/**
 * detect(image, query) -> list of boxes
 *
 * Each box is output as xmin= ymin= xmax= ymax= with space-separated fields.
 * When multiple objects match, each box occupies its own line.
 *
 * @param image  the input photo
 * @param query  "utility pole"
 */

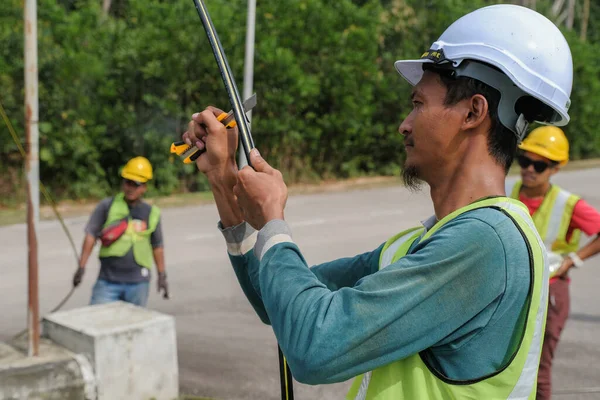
xmin=239 ymin=0 xmax=256 ymax=169
xmin=24 ymin=0 xmax=40 ymax=357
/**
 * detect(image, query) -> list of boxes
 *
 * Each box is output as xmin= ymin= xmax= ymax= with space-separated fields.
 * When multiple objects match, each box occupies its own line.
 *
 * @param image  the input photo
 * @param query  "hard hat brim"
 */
xmin=518 ymin=142 xmax=569 ymax=166
xmin=121 ymin=171 xmax=149 ymax=183
xmin=394 ymin=59 xmax=434 ymax=86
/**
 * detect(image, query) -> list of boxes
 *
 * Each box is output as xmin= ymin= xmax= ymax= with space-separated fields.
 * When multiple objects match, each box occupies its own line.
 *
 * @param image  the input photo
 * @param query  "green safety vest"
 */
xmin=507 ymin=181 xmax=581 ymax=255
xmin=98 ymin=193 xmax=161 ymax=269
xmin=346 ymin=197 xmax=548 ymax=400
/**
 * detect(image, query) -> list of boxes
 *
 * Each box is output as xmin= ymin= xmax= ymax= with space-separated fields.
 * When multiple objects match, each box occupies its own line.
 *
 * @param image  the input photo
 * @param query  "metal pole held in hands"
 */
xmin=192 ymin=0 xmax=255 ymax=167
xmin=190 ymin=1 xmax=294 ymax=398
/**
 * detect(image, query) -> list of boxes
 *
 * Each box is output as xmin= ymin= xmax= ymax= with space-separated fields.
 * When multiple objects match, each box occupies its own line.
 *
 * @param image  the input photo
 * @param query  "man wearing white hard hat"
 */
xmin=183 ymin=5 xmax=572 ymax=399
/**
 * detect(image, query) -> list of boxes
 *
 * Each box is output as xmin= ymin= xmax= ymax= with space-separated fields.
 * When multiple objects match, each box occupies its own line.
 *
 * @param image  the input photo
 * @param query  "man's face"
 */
xmin=122 ymin=179 xmax=147 ymax=202
xmin=398 ymin=71 xmax=467 ymax=189
xmin=518 ymin=151 xmax=559 ymax=189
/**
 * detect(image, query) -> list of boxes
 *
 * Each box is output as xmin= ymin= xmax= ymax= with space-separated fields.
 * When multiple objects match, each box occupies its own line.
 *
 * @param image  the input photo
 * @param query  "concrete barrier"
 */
xmin=43 ymin=301 xmax=179 ymax=400
xmin=0 ymin=339 xmax=94 ymax=400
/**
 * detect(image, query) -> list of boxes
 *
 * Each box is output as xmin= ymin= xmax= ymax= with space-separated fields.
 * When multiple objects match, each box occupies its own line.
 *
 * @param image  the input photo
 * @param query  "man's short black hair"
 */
xmin=436 ymin=71 xmax=517 ymax=174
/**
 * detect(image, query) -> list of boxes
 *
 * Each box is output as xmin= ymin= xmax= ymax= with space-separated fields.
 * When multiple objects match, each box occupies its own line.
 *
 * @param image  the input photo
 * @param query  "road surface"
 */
xmin=1 ymin=168 xmax=599 ymax=399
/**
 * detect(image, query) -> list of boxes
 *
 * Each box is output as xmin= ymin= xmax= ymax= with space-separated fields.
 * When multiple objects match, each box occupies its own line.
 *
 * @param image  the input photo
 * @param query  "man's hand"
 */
xmin=554 ymin=257 xmax=573 ymax=278
xmin=234 ymin=149 xmax=288 ymax=230
xmin=73 ymin=267 xmax=85 ymax=287
xmin=157 ymin=272 xmax=169 ymax=299
xmin=182 ymin=107 xmax=239 ymax=188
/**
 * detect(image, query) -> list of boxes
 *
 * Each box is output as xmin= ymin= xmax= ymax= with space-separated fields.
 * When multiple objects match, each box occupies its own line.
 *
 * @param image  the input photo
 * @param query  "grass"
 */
xmin=2 ymin=157 xmax=599 ymax=228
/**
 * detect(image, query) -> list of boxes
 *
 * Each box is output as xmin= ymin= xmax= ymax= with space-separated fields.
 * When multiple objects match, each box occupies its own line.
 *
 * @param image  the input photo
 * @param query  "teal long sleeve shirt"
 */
xmin=220 ymin=207 xmax=531 ymax=385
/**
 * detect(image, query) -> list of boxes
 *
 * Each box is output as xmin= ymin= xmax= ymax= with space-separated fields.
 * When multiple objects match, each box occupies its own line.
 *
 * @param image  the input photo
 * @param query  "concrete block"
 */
xmin=43 ymin=301 xmax=178 ymax=400
xmin=0 ymin=339 xmax=93 ymax=400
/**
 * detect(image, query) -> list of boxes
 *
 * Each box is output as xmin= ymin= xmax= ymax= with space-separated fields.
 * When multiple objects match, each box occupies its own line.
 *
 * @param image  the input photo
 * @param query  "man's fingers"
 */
xmin=186 ymin=120 xmax=208 ymax=146
xmin=248 ymin=149 xmax=275 ymax=174
xmin=182 ymin=131 xmax=192 ymax=146
xmin=206 ymin=106 xmax=226 ymax=117
xmin=191 ymin=106 xmax=225 ymax=120
xmin=236 ymin=165 xmax=256 ymax=186
xmin=195 ymin=140 xmax=206 ymax=151
xmin=193 ymin=108 xmax=228 ymax=134
xmin=186 ymin=106 xmax=226 ymax=149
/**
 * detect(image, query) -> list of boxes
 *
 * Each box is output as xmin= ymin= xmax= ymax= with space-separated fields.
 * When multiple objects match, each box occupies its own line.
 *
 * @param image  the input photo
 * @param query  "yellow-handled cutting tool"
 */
xmin=170 ymin=93 xmax=257 ymax=164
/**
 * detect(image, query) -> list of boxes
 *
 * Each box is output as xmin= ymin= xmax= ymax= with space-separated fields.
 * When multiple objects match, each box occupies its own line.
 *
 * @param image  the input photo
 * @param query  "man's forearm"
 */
xmin=576 ymin=235 xmax=600 ymax=263
xmin=153 ymin=247 xmax=166 ymax=273
xmin=79 ymin=234 xmax=96 ymax=268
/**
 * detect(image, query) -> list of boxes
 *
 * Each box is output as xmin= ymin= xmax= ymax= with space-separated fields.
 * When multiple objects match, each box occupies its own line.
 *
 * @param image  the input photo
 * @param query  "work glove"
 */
xmin=157 ymin=272 xmax=169 ymax=299
xmin=72 ymin=267 xmax=85 ymax=287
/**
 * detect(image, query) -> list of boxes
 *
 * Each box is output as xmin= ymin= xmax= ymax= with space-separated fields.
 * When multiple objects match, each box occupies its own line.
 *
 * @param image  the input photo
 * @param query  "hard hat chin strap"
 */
xmin=515 ymin=114 xmax=529 ymax=144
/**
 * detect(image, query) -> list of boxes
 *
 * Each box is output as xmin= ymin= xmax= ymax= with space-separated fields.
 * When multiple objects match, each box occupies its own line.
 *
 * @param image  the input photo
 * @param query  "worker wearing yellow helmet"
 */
xmin=72 ymin=156 xmax=170 ymax=307
xmin=506 ymin=126 xmax=600 ymax=399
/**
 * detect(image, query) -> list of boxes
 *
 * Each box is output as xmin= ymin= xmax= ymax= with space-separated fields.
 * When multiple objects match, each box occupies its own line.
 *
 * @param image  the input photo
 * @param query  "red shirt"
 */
xmin=519 ymin=194 xmax=600 ymax=241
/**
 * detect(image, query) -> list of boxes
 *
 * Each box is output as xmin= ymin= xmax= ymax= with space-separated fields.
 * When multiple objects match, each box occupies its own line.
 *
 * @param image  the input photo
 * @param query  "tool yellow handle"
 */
xmin=217 ymin=112 xmax=237 ymax=128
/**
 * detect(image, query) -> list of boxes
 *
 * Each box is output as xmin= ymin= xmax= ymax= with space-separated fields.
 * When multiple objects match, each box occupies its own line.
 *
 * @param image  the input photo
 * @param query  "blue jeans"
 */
xmin=90 ymin=279 xmax=150 ymax=307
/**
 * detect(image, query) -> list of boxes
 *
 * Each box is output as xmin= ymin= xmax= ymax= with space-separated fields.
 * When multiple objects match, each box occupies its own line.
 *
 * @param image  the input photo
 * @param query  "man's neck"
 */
xmin=125 ymin=197 xmax=142 ymax=207
xmin=519 ymin=181 xmax=551 ymax=199
xmin=426 ymin=152 xmax=506 ymax=220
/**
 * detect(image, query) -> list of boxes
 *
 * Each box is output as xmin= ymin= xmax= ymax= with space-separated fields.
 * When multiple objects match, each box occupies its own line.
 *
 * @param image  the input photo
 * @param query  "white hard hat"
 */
xmin=395 ymin=4 xmax=573 ymax=141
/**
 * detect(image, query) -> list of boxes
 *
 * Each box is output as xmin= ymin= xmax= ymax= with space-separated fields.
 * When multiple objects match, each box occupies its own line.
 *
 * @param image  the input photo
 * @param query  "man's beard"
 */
xmin=402 ymin=164 xmax=423 ymax=192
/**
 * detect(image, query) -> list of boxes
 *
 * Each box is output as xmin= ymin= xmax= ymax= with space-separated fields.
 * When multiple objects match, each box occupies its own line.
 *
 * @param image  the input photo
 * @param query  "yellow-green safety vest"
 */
xmin=346 ymin=197 xmax=548 ymax=400
xmin=98 ymin=193 xmax=160 ymax=269
xmin=506 ymin=181 xmax=581 ymax=255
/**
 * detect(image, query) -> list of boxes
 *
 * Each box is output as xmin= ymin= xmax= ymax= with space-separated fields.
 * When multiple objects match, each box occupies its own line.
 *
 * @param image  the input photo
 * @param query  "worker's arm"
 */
xmin=556 ymin=235 xmax=600 ymax=275
xmin=73 ymin=199 xmax=110 ymax=286
xmin=73 ymin=234 xmax=96 ymax=287
xmin=78 ymin=233 xmax=97 ymax=268
xmin=150 ymin=218 xmax=169 ymax=298
xmin=150 ymin=219 xmax=166 ymax=274
xmin=221 ymin=220 xmax=383 ymax=324
xmin=153 ymin=247 xmax=166 ymax=273
xmin=251 ymin=216 xmax=513 ymax=385
xmin=574 ymin=235 xmax=600 ymax=262
xmin=153 ymin=246 xmax=169 ymax=298
xmin=555 ymin=199 xmax=600 ymax=276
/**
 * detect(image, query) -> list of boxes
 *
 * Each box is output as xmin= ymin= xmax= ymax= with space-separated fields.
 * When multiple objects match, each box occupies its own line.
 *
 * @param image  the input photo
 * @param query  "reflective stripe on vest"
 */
xmin=497 ymin=200 xmax=548 ymax=399
xmin=506 ymin=180 xmax=581 ymax=255
xmin=348 ymin=197 xmax=548 ymax=400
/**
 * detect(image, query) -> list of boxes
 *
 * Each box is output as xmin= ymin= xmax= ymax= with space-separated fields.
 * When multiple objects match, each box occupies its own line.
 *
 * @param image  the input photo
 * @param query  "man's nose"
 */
xmin=399 ymin=114 xmax=412 ymax=136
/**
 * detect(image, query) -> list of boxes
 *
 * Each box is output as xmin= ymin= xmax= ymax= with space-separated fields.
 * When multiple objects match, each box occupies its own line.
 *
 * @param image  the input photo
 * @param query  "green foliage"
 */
xmin=0 ymin=0 xmax=599 ymax=203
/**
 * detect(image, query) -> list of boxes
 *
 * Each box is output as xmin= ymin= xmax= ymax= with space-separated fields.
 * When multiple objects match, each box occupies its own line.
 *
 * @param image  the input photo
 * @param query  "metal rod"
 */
xmin=239 ymin=0 xmax=256 ymax=169
xmin=24 ymin=0 xmax=40 ymax=357
xmin=191 ymin=1 xmax=293 ymax=397
xmin=192 ymin=0 xmax=255 ymax=167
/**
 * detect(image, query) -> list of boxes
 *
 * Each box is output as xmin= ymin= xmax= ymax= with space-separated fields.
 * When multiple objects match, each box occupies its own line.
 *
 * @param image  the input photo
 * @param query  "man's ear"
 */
xmin=462 ymin=94 xmax=489 ymax=131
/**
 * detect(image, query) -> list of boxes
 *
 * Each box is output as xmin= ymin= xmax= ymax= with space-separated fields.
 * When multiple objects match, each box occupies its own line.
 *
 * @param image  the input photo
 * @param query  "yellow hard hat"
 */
xmin=518 ymin=126 xmax=569 ymax=166
xmin=121 ymin=156 xmax=153 ymax=183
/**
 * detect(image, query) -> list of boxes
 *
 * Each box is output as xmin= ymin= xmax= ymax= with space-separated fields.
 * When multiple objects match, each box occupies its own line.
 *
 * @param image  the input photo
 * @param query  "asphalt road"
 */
xmin=1 ymin=168 xmax=599 ymax=399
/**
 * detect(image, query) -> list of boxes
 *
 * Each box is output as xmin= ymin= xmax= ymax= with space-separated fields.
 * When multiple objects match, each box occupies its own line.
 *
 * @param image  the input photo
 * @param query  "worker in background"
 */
xmin=184 ymin=5 xmax=571 ymax=399
xmin=72 ymin=156 xmax=169 ymax=306
xmin=506 ymin=126 xmax=600 ymax=400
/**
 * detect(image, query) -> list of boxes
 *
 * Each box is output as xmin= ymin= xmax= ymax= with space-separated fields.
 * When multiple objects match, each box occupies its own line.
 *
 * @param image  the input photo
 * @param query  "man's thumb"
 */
xmin=249 ymin=148 xmax=271 ymax=172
